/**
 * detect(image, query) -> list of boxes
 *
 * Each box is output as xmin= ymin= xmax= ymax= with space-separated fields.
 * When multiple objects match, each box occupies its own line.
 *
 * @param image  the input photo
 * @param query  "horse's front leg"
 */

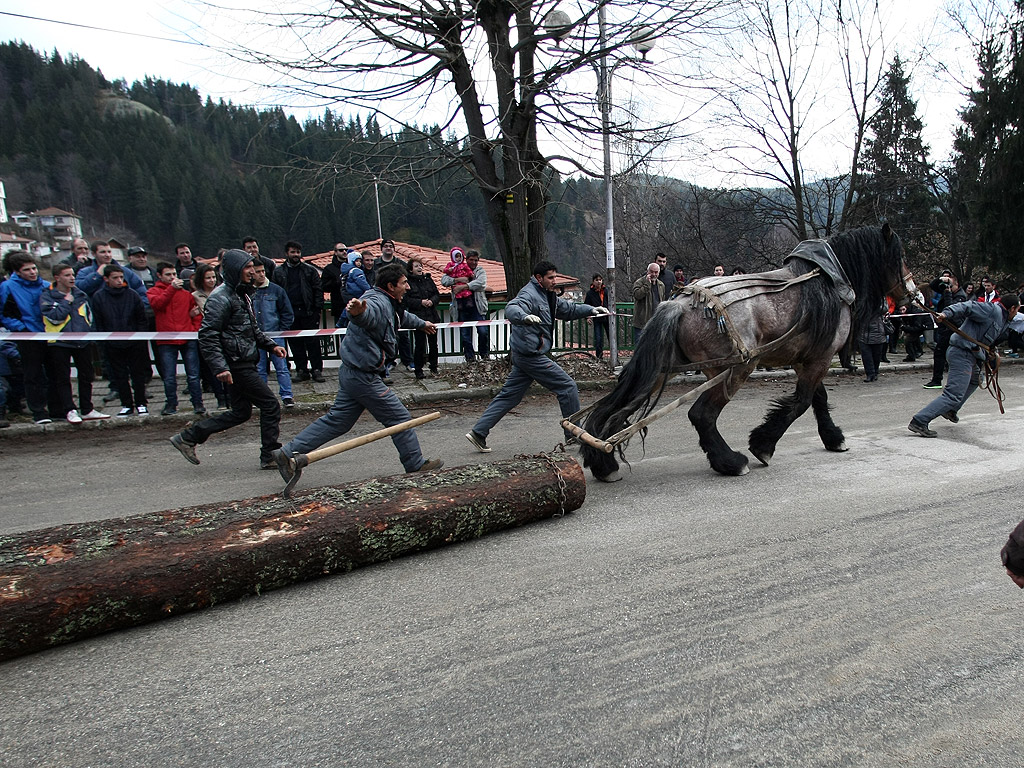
xmin=748 ymin=373 xmax=819 ymax=466
xmin=811 ymin=381 xmax=847 ymax=452
xmin=688 ymin=369 xmax=750 ymax=476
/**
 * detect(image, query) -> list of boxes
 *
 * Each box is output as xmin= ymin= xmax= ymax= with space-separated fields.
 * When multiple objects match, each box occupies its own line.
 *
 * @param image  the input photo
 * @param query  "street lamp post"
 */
xmin=598 ymin=5 xmax=619 ymax=368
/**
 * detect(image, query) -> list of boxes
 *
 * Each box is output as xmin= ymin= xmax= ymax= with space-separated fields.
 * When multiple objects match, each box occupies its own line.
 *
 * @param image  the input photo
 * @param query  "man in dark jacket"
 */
xmin=466 ymin=260 xmax=609 ymax=452
xmin=923 ymin=270 xmax=968 ymax=388
xmin=169 ymin=250 xmax=287 ymax=469
xmin=584 ymin=273 xmax=610 ymax=360
xmin=320 ymin=243 xmax=349 ymax=328
xmin=909 ymin=294 xmax=1020 ymax=437
xmin=272 ymin=240 xmax=325 ymax=382
xmin=273 ymin=263 xmax=442 ymax=483
xmin=90 ymin=263 xmax=150 ymax=416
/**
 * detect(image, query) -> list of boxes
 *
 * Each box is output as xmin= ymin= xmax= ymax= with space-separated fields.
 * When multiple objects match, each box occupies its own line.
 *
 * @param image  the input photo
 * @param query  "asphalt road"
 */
xmin=1 ymin=368 xmax=1022 ymax=767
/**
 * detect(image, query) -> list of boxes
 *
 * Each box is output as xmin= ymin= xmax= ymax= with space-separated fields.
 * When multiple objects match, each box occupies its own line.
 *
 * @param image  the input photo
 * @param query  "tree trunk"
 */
xmin=0 ymin=455 xmax=585 ymax=662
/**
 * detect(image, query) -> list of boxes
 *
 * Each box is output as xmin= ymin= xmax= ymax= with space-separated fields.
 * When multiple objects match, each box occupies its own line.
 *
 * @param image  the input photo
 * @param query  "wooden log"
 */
xmin=0 ymin=455 xmax=585 ymax=662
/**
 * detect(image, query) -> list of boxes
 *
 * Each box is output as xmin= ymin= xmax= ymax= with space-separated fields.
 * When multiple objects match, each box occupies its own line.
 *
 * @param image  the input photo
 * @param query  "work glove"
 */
xmin=522 ymin=314 xmax=542 ymax=325
xmin=591 ymin=306 xmax=611 ymax=316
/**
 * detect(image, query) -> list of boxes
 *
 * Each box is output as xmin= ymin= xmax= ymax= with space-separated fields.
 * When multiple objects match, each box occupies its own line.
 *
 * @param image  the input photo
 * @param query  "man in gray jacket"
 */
xmin=274 ymin=263 xmax=443 ymax=479
xmin=909 ymin=293 xmax=1019 ymax=437
xmin=466 ymin=260 xmax=610 ymax=452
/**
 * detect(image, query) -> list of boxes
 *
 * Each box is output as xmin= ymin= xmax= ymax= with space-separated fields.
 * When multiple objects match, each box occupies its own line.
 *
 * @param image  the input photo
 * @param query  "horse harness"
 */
xmin=677 ymin=268 xmax=823 ymax=369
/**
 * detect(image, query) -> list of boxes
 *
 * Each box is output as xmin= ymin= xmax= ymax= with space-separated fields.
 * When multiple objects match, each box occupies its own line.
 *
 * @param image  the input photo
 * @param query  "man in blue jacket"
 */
xmin=0 ymin=250 xmax=51 ymax=424
xmin=909 ymin=293 xmax=1020 ymax=437
xmin=273 ymin=263 xmax=442 ymax=482
xmin=466 ymin=260 xmax=610 ymax=452
xmin=252 ymin=261 xmax=295 ymax=407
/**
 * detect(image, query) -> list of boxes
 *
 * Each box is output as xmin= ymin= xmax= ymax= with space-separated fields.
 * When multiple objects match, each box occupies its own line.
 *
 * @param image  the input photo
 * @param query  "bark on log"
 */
xmin=0 ymin=455 xmax=584 ymax=662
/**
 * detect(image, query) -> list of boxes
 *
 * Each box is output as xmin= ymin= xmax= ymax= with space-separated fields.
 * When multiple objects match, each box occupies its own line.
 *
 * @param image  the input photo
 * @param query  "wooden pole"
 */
xmin=0 ymin=455 xmax=585 ymax=662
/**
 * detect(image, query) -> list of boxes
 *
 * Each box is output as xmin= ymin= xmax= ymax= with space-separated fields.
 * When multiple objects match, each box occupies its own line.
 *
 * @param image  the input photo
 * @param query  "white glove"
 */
xmin=591 ymin=306 xmax=611 ymax=316
xmin=522 ymin=314 xmax=542 ymax=325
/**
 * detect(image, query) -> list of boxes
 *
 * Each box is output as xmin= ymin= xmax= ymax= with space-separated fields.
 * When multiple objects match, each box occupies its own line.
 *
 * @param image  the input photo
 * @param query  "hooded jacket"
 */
xmin=41 ymin=284 xmax=93 ymax=348
xmin=1 ymin=272 xmax=50 ymax=332
xmin=199 ymin=250 xmax=278 ymax=373
xmin=148 ymin=279 xmax=201 ymax=345
xmin=342 ymin=287 xmax=426 ymax=373
xmin=338 ymin=253 xmax=372 ymax=320
xmin=505 ymin=277 xmax=596 ymax=357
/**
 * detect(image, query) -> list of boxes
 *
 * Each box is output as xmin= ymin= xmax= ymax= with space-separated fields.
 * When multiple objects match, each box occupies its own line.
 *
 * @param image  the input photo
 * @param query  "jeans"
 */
xmin=156 ymin=341 xmax=203 ymax=410
xmin=257 ymin=337 xmax=293 ymax=398
xmin=46 ymin=344 xmax=95 ymax=415
xmin=282 ymin=366 xmax=425 ymax=472
xmin=473 ymin=352 xmax=580 ymax=438
xmin=913 ymin=346 xmax=980 ymax=426
xmin=182 ymin=363 xmax=281 ymax=463
xmin=457 ymin=304 xmax=490 ymax=361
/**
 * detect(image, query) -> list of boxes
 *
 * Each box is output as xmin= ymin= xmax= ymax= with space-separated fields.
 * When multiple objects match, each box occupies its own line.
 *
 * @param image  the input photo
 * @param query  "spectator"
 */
xmin=584 ymin=273 xmax=610 ymax=360
xmin=858 ymin=301 xmax=887 ymax=383
xmin=466 ymin=260 xmax=610 ymax=453
xmin=272 ymin=240 xmax=325 ymax=383
xmin=655 ymin=252 xmax=675 ymax=295
xmin=898 ymin=303 xmax=929 ymax=362
xmin=90 ymin=264 xmax=150 ymax=416
xmin=378 ymin=238 xmax=413 ymax=370
xmin=191 ymin=264 xmax=227 ymax=410
xmin=671 ymin=264 xmax=687 ymax=296
xmin=252 ymin=261 xmax=295 ymax=408
xmin=61 ymin=238 xmax=92 ymax=273
xmin=337 ymin=251 xmax=371 ymax=327
xmin=76 ymin=240 xmax=150 ymax=305
xmin=361 ymin=250 xmax=378 ymax=289
xmin=0 ymin=341 xmax=18 ymax=428
xmin=273 ymin=263 xmax=442 ymax=478
xmin=0 ymin=250 xmax=52 ymax=424
xmin=923 ymin=270 xmax=967 ymax=389
xmin=977 ymin=275 xmax=999 ymax=303
xmin=169 ymin=249 xmax=287 ymax=470
xmin=148 ymin=262 xmax=205 ymax=416
xmin=403 ymin=255 xmax=441 ymax=379
xmin=173 ymin=243 xmax=197 ymax=286
xmin=320 ymin=242 xmax=350 ymax=328
xmin=731 ymin=266 xmax=747 ymax=276
xmin=631 ymin=263 xmax=665 ymax=345
xmin=125 ymin=246 xmax=158 ymax=289
xmin=712 ymin=264 xmax=726 ymax=277
xmin=242 ymin=236 xmax=276 ymax=279
xmin=442 ymin=248 xmax=490 ymax=362
xmin=40 ymin=263 xmax=109 ymax=423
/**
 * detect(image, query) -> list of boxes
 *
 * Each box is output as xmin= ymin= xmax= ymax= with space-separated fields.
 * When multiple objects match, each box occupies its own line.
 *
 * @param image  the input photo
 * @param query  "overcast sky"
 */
xmin=0 ymin=0 xmax=989 ymax=186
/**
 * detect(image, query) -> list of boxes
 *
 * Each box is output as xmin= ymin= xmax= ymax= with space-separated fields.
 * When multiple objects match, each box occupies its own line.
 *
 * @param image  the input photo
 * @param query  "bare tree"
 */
xmin=206 ymin=0 xmax=736 ymax=291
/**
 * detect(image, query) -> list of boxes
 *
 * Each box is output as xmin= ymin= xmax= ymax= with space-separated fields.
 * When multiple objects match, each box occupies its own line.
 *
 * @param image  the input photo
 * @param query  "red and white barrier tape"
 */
xmin=0 ymin=318 xmax=511 ymax=342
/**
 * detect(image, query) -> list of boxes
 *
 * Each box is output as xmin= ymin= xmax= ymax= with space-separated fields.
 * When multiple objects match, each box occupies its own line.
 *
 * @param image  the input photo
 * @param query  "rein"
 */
xmin=912 ymin=300 xmax=1006 ymax=414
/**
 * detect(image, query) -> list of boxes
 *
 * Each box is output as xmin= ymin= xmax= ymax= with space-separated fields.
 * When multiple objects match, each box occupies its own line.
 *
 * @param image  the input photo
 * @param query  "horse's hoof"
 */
xmin=596 ymin=470 xmax=623 ymax=483
xmin=827 ymin=441 xmax=848 ymax=453
xmin=751 ymin=450 xmax=772 ymax=466
xmin=736 ymin=464 xmax=750 ymax=476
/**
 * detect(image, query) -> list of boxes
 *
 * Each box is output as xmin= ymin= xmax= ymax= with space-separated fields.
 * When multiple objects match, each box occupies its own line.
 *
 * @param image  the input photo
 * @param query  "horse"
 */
xmin=579 ymin=224 xmax=915 ymax=482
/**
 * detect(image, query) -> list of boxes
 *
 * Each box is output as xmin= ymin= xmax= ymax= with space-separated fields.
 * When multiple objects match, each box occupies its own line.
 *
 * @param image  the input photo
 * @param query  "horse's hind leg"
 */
xmin=689 ymin=387 xmax=749 ymax=476
xmin=748 ymin=376 xmax=818 ymax=466
xmin=811 ymin=381 xmax=847 ymax=452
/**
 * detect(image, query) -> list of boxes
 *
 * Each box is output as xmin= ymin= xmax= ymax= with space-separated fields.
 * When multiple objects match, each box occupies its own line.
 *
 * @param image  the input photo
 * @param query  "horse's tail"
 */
xmin=580 ymin=301 xmax=686 ymax=480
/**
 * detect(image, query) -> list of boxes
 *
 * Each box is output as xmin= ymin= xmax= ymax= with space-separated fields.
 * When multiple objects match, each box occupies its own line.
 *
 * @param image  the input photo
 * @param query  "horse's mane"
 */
xmin=826 ymin=225 xmax=904 ymax=323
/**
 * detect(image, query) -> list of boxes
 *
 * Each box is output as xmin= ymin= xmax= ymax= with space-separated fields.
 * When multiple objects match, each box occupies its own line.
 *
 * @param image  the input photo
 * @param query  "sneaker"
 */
xmin=923 ymin=382 xmax=943 ymax=389
xmin=260 ymin=460 xmax=277 ymax=470
xmin=193 ymin=406 xmax=207 ymax=416
xmin=311 ymin=370 xmax=326 ymax=383
xmin=271 ymin=449 xmax=295 ymax=483
xmin=416 ymin=458 xmax=444 ymax=472
xmin=405 ymin=364 xmax=416 ymax=373
xmin=34 ymin=416 xmax=53 ymax=425
xmin=282 ymin=397 xmax=295 ymax=408
xmin=116 ymin=407 xmax=133 ymax=417
xmin=941 ymin=410 xmax=960 ymax=423
xmin=66 ymin=409 xmax=83 ymax=424
xmin=136 ymin=405 xmax=149 ymax=415
xmin=216 ymin=398 xmax=230 ymax=411
xmin=169 ymin=433 xmax=200 ymax=465
xmin=160 ymin=406 xmax=178 ymax=416
xmin=466 ymin=430 xmax=491 ymax=453
xmin=81 ymin=410 xmax=110 ymax=421
xmin=908 ymin=420 xmax=937 ymax=438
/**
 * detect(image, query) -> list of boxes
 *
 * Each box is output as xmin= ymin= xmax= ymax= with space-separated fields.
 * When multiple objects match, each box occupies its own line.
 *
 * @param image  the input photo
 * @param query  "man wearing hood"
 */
xmin=273 ymin=262 xmax=443 ymax=481
xmin=169 ymin=250 xmax=288 ymax=469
